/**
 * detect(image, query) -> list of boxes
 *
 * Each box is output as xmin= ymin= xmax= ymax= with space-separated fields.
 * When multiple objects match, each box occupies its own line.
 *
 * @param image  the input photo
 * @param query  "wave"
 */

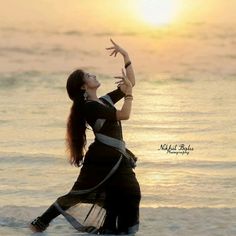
xmin=140 ymin=159 xmax=236 ymax=170
xmin=1 ymin=151 xmax=235 ymax=170
xmin=0 ymin=70 xmax=116 ymax=90
xmin=1 ymin=205 xmax=235 ymax=220
xmin=0 ymin=205 xmax=235 ymax=236
xmin=0 ymin=152 xmax=65 ymax=166
xmin=1 ymin=22 xmax=236 ymax=41
xmin=0 ymin=71 xmax=67 ymax=90
xmin=0 ymin=27 xmax=138 ymax=37
xmin=0 ymin=45 xmax=95 ymax=57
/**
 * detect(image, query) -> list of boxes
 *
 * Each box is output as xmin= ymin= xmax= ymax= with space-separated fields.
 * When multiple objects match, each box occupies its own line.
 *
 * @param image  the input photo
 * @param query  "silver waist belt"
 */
xmin=95 ymin=133 xmax=125 ymax=150
xmin=95 ymin=133 xmax=130 ymax=160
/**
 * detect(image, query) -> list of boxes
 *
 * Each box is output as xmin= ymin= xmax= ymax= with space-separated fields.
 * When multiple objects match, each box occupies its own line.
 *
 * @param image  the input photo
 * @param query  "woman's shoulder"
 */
xmin=84 ymin=99 xmax=117 ymax=120
xmin=84 ymin=100 xmax=106 ymax=114
xmin=84 ymin=100 xmax=98 ymax=111
xmin=84 ymin=100 xmax=106 ymax=107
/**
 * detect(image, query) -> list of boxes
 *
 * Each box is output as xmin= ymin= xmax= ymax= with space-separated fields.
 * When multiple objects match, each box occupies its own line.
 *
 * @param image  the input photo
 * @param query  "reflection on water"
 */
xmin=0 ymin=11 xmax=236 ymax=210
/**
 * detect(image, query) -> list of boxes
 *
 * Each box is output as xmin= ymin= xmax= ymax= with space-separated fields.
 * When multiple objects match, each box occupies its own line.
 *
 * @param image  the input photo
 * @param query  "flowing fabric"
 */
xmin=53 ymin=144 xmax=140 ymax=234
xmin=53 ymin=154 xmax=123 ymax=234
xmin=49 ymin=88 xmax=141 ymax=234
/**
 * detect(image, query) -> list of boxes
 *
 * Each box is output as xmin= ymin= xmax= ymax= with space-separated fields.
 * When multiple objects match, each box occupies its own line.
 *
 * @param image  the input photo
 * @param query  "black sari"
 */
xmin=40 ymin=87 xmax=141 ymax=235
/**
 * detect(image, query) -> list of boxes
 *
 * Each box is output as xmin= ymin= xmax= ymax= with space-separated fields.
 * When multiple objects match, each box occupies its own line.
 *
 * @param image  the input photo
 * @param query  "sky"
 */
xmin=0 ymin=0 xmax=235 ymax=76
xmin=0 ymin=0 xmax=235 ymax=32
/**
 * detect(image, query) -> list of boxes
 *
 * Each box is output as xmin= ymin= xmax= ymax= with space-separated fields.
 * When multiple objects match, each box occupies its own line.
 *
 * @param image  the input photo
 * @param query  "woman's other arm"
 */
xmin=114 ymin=69 xmax=133 ymax=120
xmin=116 ymin=86 xmax=133 ymax=120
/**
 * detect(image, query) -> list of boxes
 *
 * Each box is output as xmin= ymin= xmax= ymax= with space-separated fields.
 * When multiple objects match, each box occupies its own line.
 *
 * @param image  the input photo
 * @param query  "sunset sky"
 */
xmin=0 ymin=0 xmax=235 ymax=32
xmin=0 ymin=0 xmax=235 ymax=77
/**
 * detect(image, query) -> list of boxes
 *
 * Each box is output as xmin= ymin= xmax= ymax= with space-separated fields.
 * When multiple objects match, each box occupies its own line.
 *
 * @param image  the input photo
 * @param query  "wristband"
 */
xmin=125 ymin=97 xmax=133 ymax=101
xmin=125 ymin=61 xmax=131 ymax=69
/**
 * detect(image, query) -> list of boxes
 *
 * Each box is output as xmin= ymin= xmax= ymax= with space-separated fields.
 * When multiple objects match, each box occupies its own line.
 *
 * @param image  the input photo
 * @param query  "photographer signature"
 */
xmin=158 ymin=144 xmax=194 ymax=155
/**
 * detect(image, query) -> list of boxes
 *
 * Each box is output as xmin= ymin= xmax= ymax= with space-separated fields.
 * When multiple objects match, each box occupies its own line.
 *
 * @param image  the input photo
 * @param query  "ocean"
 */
xmin=0 ymin=8 xmax=236 ymax=236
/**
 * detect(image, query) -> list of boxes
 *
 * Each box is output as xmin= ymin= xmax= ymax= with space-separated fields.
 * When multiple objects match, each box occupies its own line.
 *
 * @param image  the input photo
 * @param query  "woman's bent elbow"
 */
xmin=123 ymin=115 xmax=130 ymax=120
xmin=116 ymin=111 xmax=130 ymax=120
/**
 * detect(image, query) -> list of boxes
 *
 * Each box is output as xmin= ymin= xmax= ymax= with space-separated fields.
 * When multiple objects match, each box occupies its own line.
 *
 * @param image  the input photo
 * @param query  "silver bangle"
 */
xmin=124 ymin=97 xmax=133 ymax=101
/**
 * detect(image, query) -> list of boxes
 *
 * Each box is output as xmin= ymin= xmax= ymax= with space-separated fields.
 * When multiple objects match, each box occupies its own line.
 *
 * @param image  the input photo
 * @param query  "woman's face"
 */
xmin=83 ymin=72 xmax=100 ymax=89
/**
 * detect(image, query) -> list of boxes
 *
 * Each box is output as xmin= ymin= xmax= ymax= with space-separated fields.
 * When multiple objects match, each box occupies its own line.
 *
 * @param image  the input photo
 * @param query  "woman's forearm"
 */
xmin=119 ymin=98 xmax=133 ymax=120
xmin=123 ymin=53 xmax=135 ymax=87
xmin=116 ymin=87 xmax=133 ymax=120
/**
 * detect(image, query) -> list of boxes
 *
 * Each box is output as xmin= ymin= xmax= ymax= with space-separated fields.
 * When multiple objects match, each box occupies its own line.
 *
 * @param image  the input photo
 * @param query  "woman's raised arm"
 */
xmin=106 ymin=38 xmax=135 ymax=88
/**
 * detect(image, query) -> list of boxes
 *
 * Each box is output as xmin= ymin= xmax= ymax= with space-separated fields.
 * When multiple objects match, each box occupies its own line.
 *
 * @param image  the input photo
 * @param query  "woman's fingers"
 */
xmin=109 ymin=49 xmax=119 ymax=57
xmin=114 ymin=76 xmax=124 ymax=79
xmin=110 ymin=50 xmax=116 ymax=56
xmin=106 ymin=39 xmax=127 ymax=57
xmin=110 ymin=38 xmax=117 ymax=46
xmin=106 ymin=46 xmax=115 ymax=50
xmin=106 ymin=39 xmax=122 ymax=57
xmin=114 ymin=70 xmax=127 ymax=80
xmin=115 ymin=81 xmax=124 ymax=84
xmin=114 ymin=77 xmax=125 ymax=85
xmin=114 ymin=69 xmax=130 ymax=86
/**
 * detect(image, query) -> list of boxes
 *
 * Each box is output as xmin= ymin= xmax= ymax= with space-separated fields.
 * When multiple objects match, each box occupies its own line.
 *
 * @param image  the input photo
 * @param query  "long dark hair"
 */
xmin=66 ymin=69 xmax=88 ymax=167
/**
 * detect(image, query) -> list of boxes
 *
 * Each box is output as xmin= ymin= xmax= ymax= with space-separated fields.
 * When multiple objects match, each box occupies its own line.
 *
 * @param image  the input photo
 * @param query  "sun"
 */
xmin=136 ymin=0 xmax=180 ymax=26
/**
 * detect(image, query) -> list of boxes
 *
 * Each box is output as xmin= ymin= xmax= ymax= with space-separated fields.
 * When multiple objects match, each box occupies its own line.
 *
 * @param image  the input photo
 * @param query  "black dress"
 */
xmin=39 ymin=87 xmax=141 ymax=235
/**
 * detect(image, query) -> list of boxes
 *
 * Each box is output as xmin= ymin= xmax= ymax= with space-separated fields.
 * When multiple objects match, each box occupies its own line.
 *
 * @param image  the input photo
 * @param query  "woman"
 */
xmin=29 ymin=39 xmax=141 ymax=235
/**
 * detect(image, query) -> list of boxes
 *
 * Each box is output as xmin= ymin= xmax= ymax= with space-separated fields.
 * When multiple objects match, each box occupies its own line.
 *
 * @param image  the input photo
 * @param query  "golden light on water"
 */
xmin=136 ymin=0 xmax=180 ymax=26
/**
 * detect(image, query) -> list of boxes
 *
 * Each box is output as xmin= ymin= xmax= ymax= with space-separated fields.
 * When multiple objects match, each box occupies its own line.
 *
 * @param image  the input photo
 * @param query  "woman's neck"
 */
xmin=87 ymin=90 xmax=98 ymax=101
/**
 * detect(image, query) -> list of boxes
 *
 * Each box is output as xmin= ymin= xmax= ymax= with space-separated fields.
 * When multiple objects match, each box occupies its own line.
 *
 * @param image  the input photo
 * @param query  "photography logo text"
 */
xmin=158 ymin=144 xmax=194 ymax=155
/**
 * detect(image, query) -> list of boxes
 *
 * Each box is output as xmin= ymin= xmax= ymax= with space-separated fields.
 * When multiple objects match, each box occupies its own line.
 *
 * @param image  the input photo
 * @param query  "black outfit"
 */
xmin=35 ymin=87 xmax=141 ymax=235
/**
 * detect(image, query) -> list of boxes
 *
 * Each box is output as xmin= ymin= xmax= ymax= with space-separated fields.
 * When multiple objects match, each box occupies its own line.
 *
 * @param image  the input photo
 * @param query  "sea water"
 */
xmin=0 ymin=14 xmax=236 ymax=236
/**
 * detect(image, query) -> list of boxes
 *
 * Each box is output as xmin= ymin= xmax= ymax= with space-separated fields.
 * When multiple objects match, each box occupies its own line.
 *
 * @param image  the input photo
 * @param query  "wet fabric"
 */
xmin=39 ymin=87 xmax=141 ymax=234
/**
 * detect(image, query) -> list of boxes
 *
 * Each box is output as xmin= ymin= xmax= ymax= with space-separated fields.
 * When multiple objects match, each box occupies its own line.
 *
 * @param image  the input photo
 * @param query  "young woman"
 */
xmin=29 ymin=39 xmax=141 ymax=235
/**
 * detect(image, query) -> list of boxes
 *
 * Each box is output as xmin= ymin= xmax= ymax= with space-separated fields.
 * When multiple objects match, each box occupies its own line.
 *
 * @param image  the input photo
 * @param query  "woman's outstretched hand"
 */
xmin=106 ymin=38 xmax=128 ymax=57
xmin=114 ymin=68 xmax=132 ymax=94
xmin=106 ymin=38 xmax=134 ymax=92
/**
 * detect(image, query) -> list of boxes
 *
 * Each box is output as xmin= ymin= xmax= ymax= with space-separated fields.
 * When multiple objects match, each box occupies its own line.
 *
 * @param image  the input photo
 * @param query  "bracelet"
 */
xmin=125 ymin=94 xmax=133 ymax=98
xmin=125 ymin=94 xmax=133 ymax=101
xmin=125 ymin=61 xmax=131 ymax=69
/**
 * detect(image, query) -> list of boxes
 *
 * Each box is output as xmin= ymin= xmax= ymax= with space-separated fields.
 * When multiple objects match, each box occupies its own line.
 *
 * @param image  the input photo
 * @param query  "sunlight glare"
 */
xmin=137 ymin=0 xmax=180 ymax=26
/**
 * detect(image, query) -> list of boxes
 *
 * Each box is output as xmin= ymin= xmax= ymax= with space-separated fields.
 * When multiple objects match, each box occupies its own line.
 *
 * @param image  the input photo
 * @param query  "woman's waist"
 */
xmin=95 ymin=127 xmax=123 ymax=140
xmin=86 ymin=140 xmax=122 ymax=159
xmin=85 ymin=140 xmax=136 ymax=168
